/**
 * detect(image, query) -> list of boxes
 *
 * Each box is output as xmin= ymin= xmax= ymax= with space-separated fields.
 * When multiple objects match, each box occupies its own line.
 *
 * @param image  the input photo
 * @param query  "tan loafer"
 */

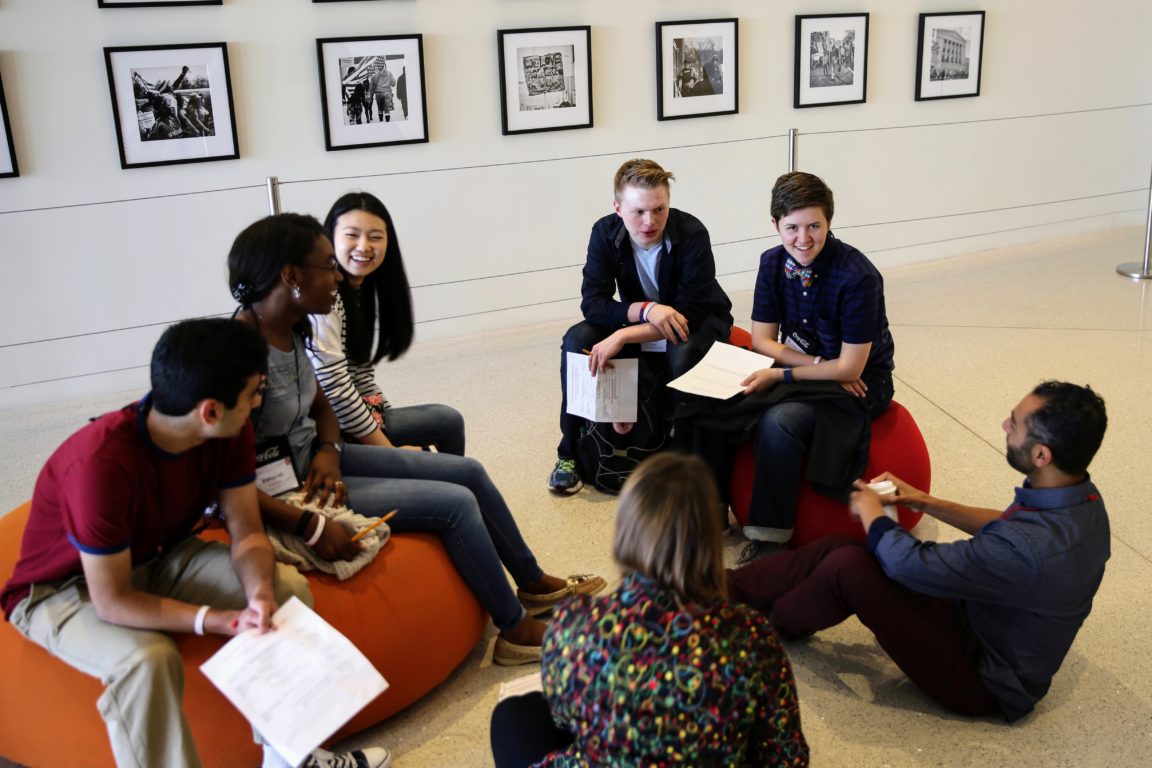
xmin=517 ymin=574 xmax=607 ymax=616
xmin=493 ymin=636 xmax=543 ymax=666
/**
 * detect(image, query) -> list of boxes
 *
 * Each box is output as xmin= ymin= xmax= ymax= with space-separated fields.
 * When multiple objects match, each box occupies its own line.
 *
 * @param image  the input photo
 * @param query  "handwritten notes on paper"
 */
xmin=200 ymin=597 xmax=387 ymax=767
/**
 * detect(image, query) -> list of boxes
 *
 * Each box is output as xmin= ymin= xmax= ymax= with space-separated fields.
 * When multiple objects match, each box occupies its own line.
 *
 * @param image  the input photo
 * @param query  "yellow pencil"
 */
xmin=351 ymin=508 xmax=399 ymax=542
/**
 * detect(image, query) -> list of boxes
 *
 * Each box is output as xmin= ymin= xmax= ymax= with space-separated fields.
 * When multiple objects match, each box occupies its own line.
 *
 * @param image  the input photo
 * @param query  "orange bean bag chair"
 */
xmin=0 ymin=502 xmax=487 ymax=768
xmin=725 ymin=326 xmax=928 ymax=546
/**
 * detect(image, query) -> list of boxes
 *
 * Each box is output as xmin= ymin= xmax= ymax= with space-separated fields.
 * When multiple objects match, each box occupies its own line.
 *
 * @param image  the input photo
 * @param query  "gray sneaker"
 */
xmin=548 ymin=458 xmax=583 ymax=494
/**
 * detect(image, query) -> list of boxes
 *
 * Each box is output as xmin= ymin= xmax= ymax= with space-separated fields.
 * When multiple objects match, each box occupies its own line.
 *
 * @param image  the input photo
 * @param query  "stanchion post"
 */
xmin=265 ymin=176 xmax=281 ymax=216
xmin=787 ymin=128 xmax=797 ymax=173
xmin=1116 ymin=162 xmax=1152 ymax=280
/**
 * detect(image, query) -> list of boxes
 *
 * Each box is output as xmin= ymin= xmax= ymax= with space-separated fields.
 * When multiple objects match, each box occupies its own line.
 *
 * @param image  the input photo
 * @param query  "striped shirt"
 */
xmin=308 ymin=292 xmax=389 ymax=439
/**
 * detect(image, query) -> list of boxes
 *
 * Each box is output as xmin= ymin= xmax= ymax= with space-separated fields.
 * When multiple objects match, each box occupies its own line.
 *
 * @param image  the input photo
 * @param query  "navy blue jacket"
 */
xmin=580 ymin=208 xmax=732 ymax=331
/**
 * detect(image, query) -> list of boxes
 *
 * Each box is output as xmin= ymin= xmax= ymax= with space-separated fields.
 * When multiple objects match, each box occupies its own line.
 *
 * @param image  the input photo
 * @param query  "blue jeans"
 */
xmin=749 ymin=374 xmax=894 ymax=536
xmin=383 ymin=403 xmax=466 ymax=456
xmin=339 ymin=444 xmax=539 ymax=630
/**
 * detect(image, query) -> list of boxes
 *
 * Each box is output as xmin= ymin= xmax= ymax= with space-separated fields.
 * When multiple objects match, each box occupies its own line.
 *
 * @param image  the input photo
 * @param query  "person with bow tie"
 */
xmin=738 ymin=172 xmax=896 ymax=548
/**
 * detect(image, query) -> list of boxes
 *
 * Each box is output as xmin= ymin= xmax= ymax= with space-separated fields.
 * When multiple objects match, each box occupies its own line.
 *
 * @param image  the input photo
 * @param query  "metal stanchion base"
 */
xmin=1117 ymin=262 xmax=1152 ymax=280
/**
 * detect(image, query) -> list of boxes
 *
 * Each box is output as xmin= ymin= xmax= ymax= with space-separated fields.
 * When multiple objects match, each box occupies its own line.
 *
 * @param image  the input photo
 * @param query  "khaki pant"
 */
xmin=10 ymin=537 xmax=312 ymax=768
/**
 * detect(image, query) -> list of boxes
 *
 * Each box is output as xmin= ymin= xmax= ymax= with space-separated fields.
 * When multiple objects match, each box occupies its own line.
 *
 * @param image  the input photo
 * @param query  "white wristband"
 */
xmin=305 ymin=513 xmax=327 ymax=547
xmin=812 ymin=356 xmax=822 ymax=366
xmin=193 ymin=604 xmax=210 ymax=636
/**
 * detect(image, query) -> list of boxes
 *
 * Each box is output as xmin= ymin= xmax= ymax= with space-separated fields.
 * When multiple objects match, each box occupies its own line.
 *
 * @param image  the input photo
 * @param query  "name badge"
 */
xmin=783 ymin=325 xmax=818 ymax=355
xmin=254 ymin=436 xmax=300 ymax=497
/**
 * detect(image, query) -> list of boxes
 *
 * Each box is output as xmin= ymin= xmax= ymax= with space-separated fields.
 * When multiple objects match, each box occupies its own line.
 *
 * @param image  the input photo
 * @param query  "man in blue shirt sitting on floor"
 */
xmin=728 ymin=381 xmax=1110 ymax=722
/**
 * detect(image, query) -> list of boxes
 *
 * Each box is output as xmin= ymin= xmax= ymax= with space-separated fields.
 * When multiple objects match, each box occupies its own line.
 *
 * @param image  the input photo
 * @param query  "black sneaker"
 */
xmin=547 ymin=458 xmax=583 ymax=494
xmin=737 ymin=540 xmax=780 ymax=566
xmin=301 ymin=748 xmax=391 ymax=768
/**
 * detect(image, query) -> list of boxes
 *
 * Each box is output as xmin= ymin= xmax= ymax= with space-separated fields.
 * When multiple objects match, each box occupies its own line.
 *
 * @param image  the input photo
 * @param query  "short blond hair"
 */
xmin=613 ymin=158 xmax=675 ymax=201
xmin=612 ymin=453 xmax=726 ymax=604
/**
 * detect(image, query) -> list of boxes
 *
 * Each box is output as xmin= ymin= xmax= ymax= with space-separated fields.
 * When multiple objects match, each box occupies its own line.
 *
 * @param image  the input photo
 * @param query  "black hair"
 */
xmin=323 ymin=192 xmax=414 ymax=364
xmin=227 ymin=213 xmax=326 ymax=341
xmin=1026 ymin=381 xmax=1108 ymax=476
xmin=150 ymin=318 xmax=268 ymax=416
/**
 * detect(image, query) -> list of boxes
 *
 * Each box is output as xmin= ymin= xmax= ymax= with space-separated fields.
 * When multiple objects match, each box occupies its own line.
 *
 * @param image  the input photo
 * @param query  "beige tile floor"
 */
xmin=2 ymin=227 xmax=1151 ymax=766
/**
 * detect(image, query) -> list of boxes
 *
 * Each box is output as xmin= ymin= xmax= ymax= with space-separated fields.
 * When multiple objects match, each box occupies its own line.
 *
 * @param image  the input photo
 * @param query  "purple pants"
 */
xmin=728 ymin=535 xmax=1001 ymax=717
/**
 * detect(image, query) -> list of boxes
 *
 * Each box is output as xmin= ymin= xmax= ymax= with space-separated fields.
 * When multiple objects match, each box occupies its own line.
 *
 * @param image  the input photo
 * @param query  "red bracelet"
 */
xmin=639 ymin=301 xmax=652 ymax=322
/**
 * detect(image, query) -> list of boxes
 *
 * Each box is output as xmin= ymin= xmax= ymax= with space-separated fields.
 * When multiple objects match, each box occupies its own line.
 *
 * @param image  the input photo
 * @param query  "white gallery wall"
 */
xmin=0 ymin=0 xmax=1150 ymax=409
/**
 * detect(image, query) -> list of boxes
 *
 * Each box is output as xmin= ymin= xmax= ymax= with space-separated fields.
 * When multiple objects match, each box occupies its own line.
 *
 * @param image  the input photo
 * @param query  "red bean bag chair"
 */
xmin=729 ymin=401 xmax=929 ymax=546
xmin=724 ymin=326 xmax=928 ymax=546
xmin=0 ymin=502 xmax=487 ymax=768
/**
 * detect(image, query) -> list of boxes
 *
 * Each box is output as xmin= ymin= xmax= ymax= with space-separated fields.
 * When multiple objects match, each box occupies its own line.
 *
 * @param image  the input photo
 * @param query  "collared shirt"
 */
xmin=751 ymin=235 xmax=894 ymax=382
xmin=868 ymin=478 xmax=1110 ymax=721
xmin=2 ymin=395 xmax=256 ymax=618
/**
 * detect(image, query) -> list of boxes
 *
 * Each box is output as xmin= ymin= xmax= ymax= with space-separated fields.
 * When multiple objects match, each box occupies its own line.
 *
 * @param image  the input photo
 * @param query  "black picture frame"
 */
xmin=497 ymin=26 xmax=592 ymax=136
xmin=0 ymin=72 xmax=18 ymax=178
xmin=915 ymin=11 xmax=986 ymax=101
xmin=316 ymin=34 xmax=429 ymax=151
xmin=794 ymin=13 xmax=868 ymax=108
xmin=655 ymin=18 xmax=738 ymax=121
xmin=103 ymin=42 xmax=239 ymax=169
xmin=98 ymin=1 xmax=222 ymax=7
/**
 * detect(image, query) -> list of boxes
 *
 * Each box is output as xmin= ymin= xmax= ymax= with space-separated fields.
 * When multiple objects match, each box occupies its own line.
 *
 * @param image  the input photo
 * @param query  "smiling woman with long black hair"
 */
xmin=227 ymin=213 xmax=605 ymax=666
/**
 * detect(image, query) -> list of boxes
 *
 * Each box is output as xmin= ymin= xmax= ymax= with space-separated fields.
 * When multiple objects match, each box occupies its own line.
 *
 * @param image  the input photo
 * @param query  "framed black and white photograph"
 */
xmin=98 ymin=1 xmax=222 ymax=7
xmin=103 ymin=43 xmax=238 ymax=169
xmin=497 ymin=26 xmax=592 ymax=136
xmin=656 ymin=18 xmax=737 ymax=121
xmin=916 ymin=11 xmax=986 ymax=101
xmin=794 ymin=13 xmax=868 ymax=108
xmin=0 ymin=72 xmax=18 ymax=178
xmin=317 ymin=35 xmax=428 ymax=151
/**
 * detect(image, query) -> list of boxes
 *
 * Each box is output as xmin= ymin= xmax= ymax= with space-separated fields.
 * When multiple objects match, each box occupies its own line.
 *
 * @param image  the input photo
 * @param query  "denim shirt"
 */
xmin=868 ymin=478 xmax=1110 ymax=721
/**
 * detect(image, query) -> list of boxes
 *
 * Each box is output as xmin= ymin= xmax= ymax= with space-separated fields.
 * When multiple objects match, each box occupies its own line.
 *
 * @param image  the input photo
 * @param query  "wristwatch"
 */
xmin=782 ymin=367 xmax=795 ymax=384
xmin=317 ymin=439 xmax=343 ymax=455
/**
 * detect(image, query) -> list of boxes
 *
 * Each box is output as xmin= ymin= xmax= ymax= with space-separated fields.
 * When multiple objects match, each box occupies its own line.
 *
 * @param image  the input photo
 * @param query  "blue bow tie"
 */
xmin=784 ymin=258 xmax=814 ymax=287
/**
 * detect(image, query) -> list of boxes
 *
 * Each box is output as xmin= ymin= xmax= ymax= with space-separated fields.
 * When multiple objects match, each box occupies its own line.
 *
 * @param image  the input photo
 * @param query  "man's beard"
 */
xmin=1006 ymin=440 xmax=1035 ymax=475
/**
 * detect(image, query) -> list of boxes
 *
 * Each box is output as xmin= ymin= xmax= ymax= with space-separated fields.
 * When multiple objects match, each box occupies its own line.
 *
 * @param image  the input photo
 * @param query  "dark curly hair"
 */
xmin=226 ymin=213 xmax=326 ymax=340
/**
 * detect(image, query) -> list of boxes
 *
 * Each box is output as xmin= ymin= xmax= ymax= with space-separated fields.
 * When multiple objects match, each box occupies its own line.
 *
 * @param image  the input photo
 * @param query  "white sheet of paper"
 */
xmin=498 ymin=670 xmax=543 ymax=701
xmin=667 ymin=342 xmax=775 ymax=400
xmin=200 ymin=596 xmax=388 ymax=767
xmin=565 ymin=353 xmax=639 ymax=422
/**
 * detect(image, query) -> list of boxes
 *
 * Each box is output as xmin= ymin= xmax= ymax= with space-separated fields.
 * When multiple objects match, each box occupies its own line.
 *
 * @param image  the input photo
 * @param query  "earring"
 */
xmin=292 ymin=285 xmax=301 ymax=299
